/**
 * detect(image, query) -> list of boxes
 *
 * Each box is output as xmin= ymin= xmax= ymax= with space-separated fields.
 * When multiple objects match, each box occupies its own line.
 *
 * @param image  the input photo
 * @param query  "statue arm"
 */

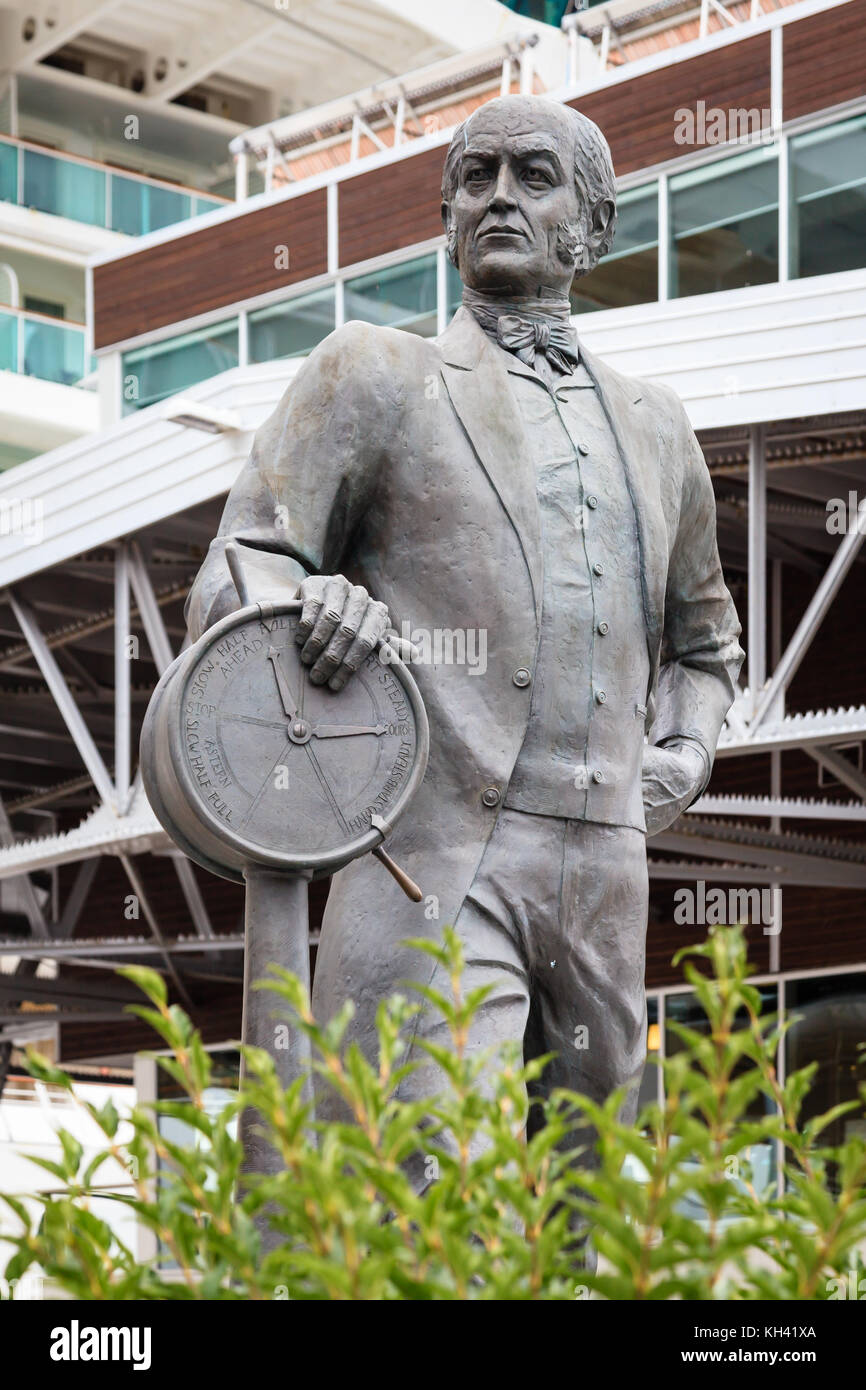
xmin=185 ymin=321 xmax=386 ymax=641
xmin=649 ymin=395 xmax=744 ymax=803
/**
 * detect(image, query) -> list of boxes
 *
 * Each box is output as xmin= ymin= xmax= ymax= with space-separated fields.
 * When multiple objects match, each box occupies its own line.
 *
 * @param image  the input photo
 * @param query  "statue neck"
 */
xmin=461 ymin=284 xmax=573 ymax=325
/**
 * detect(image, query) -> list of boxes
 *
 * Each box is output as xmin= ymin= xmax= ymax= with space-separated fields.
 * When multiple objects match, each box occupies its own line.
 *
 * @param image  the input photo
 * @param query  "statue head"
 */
xmin=441 ymin=95 xmax=617 ymax=299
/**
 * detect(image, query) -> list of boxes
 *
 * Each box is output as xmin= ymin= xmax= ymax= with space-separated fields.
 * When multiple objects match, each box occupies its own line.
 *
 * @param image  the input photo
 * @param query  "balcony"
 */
xmin=0 ymin=305 xmax=90 ymax=386
xmin=0 ymin=136 xmax=227 ymax=238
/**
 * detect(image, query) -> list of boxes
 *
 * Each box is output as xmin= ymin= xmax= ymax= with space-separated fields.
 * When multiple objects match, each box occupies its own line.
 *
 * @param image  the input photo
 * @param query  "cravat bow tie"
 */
xmin=496 ymin=314 xmax=579 ymax=375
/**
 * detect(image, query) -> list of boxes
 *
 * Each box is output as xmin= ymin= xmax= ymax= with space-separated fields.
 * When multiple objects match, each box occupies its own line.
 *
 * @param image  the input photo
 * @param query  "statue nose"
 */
xmin=489 ymin=167 xmax=517 ymax=210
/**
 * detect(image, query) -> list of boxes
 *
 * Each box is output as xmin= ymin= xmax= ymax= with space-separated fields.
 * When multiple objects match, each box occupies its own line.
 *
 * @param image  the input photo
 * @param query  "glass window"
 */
xmin=111 ymin=175 xmax=191 ymax=236
xmin=0 ymin=140 xmax=17 ymax=204
xmin=248 ymin=287 xmax=336 ymax=363
xmin=0 ymin=310 xmax=16 ymax=371
xmin=22 ymin=148 xmax=106 ymax=227
xmin=345 ymin=254 xmax=438 ymax=336
xmin=790 ymin=115 xmax=866 ymax=280
xmin=636 ymin=996 xmax=660 ymax=1111
xmin=193 ymin=194 xmax=224 ymax=217
xmin=122 ymin=319 xmax=239 ymax=414
xmin=785 ymin=973 xmax=866 ymax=1186
xmin=22 ymin=316 xmax=85 ymax=385
xmin=670 ymin=146 xmax=778 ymax=298
xmin=572 ymin=182 xmax=659 ymax=314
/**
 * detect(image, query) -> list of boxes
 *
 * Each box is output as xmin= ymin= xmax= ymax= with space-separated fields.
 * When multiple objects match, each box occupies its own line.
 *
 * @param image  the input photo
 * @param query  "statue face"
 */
xmin=447 ymin=100 xmax=587 ymax=298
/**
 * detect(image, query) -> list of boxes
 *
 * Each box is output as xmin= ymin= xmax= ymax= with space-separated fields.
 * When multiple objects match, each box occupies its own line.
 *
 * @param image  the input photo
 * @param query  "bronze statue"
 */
xmin=186 ymin=95 xmax=743 ymax=1211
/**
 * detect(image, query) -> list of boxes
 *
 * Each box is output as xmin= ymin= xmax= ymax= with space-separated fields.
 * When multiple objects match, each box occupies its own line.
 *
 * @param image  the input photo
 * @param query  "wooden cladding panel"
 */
xmin=783 ymin=0 xmax=866 ymax=121
xmin=569 ymin=33 xmax=771 ymax=176
xmin=337 ymin=145 xmax=445 ymax=268
xmin=92 ymin=188 xmax=327 ymax=350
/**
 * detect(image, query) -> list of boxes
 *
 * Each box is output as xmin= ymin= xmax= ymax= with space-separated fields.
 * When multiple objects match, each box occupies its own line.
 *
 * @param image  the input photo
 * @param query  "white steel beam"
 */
xmin=719 ymin=706 xmax=866 ymax=757
xmin=171 ymin=855 xmax=215 ymax=940
xmin=128 ymin=541 xmax=175 ymax=675
xmin=653 ymin=827 xmax=866 ymax=889
xmin=749 ymin=510 xmax=866 ymax=735
xmin=689 ymin=794 xmax=866 ymax=822
xmin=118 ymin=854 xmax=193 ymax=1009
xmin=747 ymin=424 xmax=767 ymax=713
xmin=807 ymin=746 xmax=866 ymax=801
xmin=114 ymin=543 xmax=131 ymax=813
xmin=7 ymin=591 xmax=117 ymax=810
xmin=0 ymin=792 xmax=48 ymax=939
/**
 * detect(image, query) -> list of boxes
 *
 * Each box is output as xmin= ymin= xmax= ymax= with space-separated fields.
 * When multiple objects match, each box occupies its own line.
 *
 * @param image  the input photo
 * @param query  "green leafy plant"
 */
xmin=2 ymin=924 xmax=865 ymax=1300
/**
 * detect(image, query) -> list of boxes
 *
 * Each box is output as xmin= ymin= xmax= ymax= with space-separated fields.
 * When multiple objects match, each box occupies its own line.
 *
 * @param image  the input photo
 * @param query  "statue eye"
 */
xmin=464 ymin=165 xmax=490 ymax=185
xmin=523 ymin=165 xmax=552 ymax=185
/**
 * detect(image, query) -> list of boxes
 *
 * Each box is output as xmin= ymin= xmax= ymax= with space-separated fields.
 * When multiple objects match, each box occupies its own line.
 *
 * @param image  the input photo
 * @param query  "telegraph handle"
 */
xmin=371 ymin=845 xmax=423 ymax=902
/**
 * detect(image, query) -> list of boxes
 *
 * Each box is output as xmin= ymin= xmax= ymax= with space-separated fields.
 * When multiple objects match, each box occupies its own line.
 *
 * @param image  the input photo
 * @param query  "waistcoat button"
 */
xmin=591 ymin=769 xmax=605 ymax=784
xmin=512 ymin=667 xmax=531 ymax=688
xmin=592 ymin=561 xmax=604 ymax=577
xmin=586 ymin=494 xmax=599 ymax=509
xmin=597 ymin=620 xmax=609 ymax=635
xmin=481 ymin=786 xmax=501 ymax=807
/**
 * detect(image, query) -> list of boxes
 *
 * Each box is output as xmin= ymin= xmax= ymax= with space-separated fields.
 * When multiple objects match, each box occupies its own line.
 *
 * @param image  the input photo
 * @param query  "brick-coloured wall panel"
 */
xmin=92 ymin=188 xmax=327 ymax=349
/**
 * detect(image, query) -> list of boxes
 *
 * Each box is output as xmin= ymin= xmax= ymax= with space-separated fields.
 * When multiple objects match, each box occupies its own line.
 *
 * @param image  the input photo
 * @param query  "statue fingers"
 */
xmin=308 ymin=585 xmax=369 ymax=685
xmin=299 ymin=574 xmax=350 ymax=665
xmin=296 ymin=574 xmax=327 ymax=646
xmin=327 ymin=600 xmax=390 ymax=692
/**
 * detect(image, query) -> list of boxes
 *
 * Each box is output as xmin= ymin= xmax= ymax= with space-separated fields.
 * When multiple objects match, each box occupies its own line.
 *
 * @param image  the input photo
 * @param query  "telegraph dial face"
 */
xmin=142 ymin=601 xmax=428 ymax=883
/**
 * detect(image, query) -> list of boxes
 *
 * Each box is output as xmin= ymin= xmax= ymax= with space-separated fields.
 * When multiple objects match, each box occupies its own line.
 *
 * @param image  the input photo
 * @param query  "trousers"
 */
xmin=402 ymin=807 xmax=650 ymax=1149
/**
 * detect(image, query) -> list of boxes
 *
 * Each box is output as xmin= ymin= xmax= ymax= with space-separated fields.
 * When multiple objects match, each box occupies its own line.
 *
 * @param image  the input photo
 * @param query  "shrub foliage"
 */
xmin=2 ymin=925 xmax=866 ymax=1300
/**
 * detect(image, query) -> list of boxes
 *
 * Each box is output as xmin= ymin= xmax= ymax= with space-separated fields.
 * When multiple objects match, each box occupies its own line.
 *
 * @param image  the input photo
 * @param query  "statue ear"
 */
xmin=441 ymin=200 xmax=459 ymax=268
xmin=589 ymin=197 xmax=616 ymax=256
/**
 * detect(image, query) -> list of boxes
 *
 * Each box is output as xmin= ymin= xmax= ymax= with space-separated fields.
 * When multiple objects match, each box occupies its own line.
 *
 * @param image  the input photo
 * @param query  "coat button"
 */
xmin=592 ymin=561 xmax=604 ymax=577
xmin=586 ymin=494 xmax=599 ymax=509
xmin=512 ymin=667 xmax=531 ymax=688
xmin=481 ymin=786 xmax=501 ymax=807
xmin=577 ymin=443 xmax=589 ymax=456
xmin=597 ymin=620 xmax=609 ymax=635
xmin=595 ymin=689 xmax=607 ymax=704
xmin=591 ymin=769 xmax=605 ymax=784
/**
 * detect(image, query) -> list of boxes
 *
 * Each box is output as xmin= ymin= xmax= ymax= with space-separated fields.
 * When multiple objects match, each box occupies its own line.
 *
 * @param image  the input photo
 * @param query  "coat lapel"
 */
xmin=579 ymin=342 xmax=669 ymax=664
xmin=436 ymin=309 xmax=670 ymax=666
xmin=437 ymin=308 xmax=542 ymax=626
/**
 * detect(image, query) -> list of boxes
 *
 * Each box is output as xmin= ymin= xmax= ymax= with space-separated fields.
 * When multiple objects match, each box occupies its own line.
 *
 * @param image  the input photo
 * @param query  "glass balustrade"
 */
xmin=122 ymin=320 xmax=240 ymax=414
xmin=0 ymin=310 xmax=15 ymax=373
xmin=345 ymin=254 xmax=438 ymax=336
xmin=670 ymin=145 xmax=779 ymax=298
xmin=248 ymin=288 xmax=336 ymax=363
xmin=0 ymin=140 xmax=16 ymax=203
xmin=789 ymin=114 xmax=866 ymax=280
xmin=0 ymin=308 xmax=89 ymax=385
xmin=0 ymin=136 xmax=225 ymax=235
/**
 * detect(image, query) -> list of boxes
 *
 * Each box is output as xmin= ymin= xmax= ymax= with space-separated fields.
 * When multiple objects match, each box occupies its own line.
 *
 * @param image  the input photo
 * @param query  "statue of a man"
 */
xmin=186 ymin=96 xmax=742 ymax=1173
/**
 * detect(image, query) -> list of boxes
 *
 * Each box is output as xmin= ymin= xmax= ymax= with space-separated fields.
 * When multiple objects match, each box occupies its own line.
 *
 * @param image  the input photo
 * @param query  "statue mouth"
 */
xmin=478 ymin=225 xmax=527 ymax=240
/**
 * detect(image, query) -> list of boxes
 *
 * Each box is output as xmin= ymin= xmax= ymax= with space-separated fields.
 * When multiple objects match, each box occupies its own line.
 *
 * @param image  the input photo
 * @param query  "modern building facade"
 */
xmin=0 ymin=0 xmax=864 ymax=1195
